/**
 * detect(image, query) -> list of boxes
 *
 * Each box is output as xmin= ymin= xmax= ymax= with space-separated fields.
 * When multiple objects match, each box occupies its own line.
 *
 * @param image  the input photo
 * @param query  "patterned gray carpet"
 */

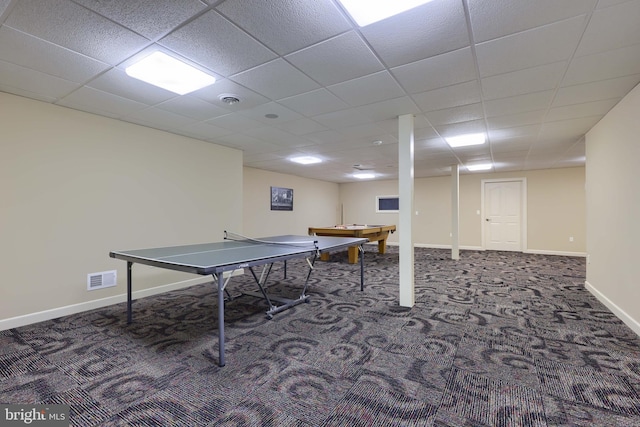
xmin=2 ymin=247 xmax=640 ymax=426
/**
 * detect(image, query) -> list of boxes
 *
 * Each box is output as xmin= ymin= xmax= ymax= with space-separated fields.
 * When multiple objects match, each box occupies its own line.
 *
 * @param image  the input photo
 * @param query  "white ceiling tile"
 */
xmin=337 ymin=123 xmax=387 ymax=140
xmin=155 ymin=96 xmax=230 ymax=121
xmin=492 ymin=138 xmax=533 ymax=153
xmin=426 ymin=103 xmax=485 ymax=126
xmin=214 ymin=133 xmax=276 ymax=152
xmin=529 ymin=138 xmax=578 ymax=153
xmin=121 ymin=107 xmax=197 ymax=130
xmin=596 ymin=0 xmax=630 ymax=8
xmin=468 ymin=0 xmax=598 ymax=42
xmin=243 ymin=151 xmax=286 ymax=165
xmin=0 ymin=59 xmax=79 ymax=102
xmin=239 ymin=102 xmax=304 ymax=125
xmin=57 ymin=86 xmax=147 ymax=118
xmin=563 ymin=44 xmax=640 ymax=86
xmin=490 ymin=123 xmax=540 ymax=138
xmin=217 ymin=0 xmax=351 ymax=55
xmin=414 ymin=126 xmax=440 ymax=141
xmin=576 ymin=0 xmax=640 ymax=57
xmin=538 ymin=116 xmax=602 ymax=142
xmin=2 ymin=0 xmax=638 ymax=181
xmin=312 ymin=108 xmax=373 ymax=130
xmin=303 ymin=129 xmax=345 ymax=145
xmin=73 ymin=0 xmax=207 ymax=40
xmin=175 ymin=121 xmax=235 ymax=142
xmin=391 ymin=48 xmax=476 ymax=94
xmin=243 ymin=126 xmax=313 ymax=149
xmin=0 ymin=27 xmax=109 ymax=82
xmin=450 ymin=145 xmax=492 ymax=158
xmin=276 ymin=118 xmax=328 ymax=136
xmin=6 ymin=0 xmax=148 ymax=64
xmin=0 ymin=0 xmax=10 ymax=14
xmin=412 ymin=80 xmax=482 ymax=112
xmin=415 ymin=150 xmax=457 ymax=164
xmin=328 ymin=71 xmax=405 ymax=107
xmin=230 ymin=59 xmax=320 ymax=101
xmin=476 ymin=16 xmax=586 ymax=77
xmin=359 ymin=0 xmax=469 ymax=67
xmin=492 ymin=149 xmax=529 ymax=159
xmin=159 ymin=10 xmax=277 ymax=76
xmin=435 ymin=119 xmax=487 ymax=139
xmin=286 ymin=31 xmax=384 ymax=86
xmin=487 ymin=110 xmax=546 ymax=130
xmin=278 ymin=89 xmax=350 ymax=117
xmin=554 ymin=74 xmax=640 ymax=106
xmin=355 ymin=97 xmax=421 ymax=122
xmin=481 ymin=62 xmax=566 ymax=100
xmin=545 ymin=98 xmax=619 ymax=122
xmin=484 ymin=91 xmax=554 ymax=117
xmin=205 ymin=113 xmax=265 ymax=132
xmin=416 ymin=138 xmax=451 ymax=152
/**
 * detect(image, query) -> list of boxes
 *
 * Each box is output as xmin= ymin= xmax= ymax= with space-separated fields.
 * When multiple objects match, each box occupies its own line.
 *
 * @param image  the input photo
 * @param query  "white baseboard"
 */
xmin=525 ymin=249 xmax=587 ymax=257
xmin=388 ymin=242 xmax=484 ymax=251
xmin=0 ymin=270 xmax=243 ymax=331
xmin=585 ymin=280 xmax=640 ymax=337
xmin=376 ymin=241 xmax=586 ymax=257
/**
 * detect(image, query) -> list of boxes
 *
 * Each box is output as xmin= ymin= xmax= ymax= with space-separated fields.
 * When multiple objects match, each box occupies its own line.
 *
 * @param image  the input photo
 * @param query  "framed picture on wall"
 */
xmin=376 ymin=195 xmax=399 ymax=213
xmin=271 ymin=186 xmax=293 ymax=211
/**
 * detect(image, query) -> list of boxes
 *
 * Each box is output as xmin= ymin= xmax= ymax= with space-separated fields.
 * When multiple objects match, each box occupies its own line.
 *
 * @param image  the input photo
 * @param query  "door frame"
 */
xmin=481 ymin=178 xmax=527 ymax=251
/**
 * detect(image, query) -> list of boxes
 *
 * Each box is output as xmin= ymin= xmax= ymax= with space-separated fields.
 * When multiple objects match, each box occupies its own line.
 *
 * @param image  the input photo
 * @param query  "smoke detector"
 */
xmin=219 ymin=94 xmax=240 ymax=105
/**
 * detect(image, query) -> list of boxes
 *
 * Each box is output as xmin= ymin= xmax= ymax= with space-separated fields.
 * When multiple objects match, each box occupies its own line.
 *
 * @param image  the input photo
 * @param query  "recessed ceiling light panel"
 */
xmin=125 ymin=51 xmax=216 ymax=95
xmin=337 ymin=0 xmax=435 ymax=26
xmin=445 ymin=133 xmax=486 ymax=148
xmin=467 ymin=163 xmax=492 ymax=171
xmin=290 ymin=156 xmax=322 ymax=165
xmin=353 ymin=172 xmax=376 ymax=179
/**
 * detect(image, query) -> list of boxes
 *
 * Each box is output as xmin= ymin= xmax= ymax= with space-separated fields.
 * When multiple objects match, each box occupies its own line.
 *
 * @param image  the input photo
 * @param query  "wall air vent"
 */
xmin=87 ymin=270 xmax=117 ymax=291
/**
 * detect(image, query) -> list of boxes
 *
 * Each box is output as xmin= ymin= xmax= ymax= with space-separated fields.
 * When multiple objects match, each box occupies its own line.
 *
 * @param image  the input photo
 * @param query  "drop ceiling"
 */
xmin=1 ymin=0 xmax=639 ymax=183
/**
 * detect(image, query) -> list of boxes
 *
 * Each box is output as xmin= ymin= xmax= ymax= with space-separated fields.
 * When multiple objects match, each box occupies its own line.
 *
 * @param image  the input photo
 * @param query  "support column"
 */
xmin=451 ymin=164 xmax=460 ymax=260
xmin=398 ymin=114 xmax=414 ymax=307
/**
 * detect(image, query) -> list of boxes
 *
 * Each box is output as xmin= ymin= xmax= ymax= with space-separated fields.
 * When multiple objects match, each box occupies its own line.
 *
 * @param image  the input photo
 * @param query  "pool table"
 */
xmin=308 ymin=224 xmax=396 ymax=264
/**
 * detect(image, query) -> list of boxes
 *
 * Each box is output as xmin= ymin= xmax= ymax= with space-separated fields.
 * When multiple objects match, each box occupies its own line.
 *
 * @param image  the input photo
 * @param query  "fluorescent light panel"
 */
xmin=125 ymin=51 xmax=216 ymax=95
xmin=445 ymin=133 xmax=486 ymax=148
xmin=353 ymin=172 xmax=375 ymax=179
xmin=337 ymin=0 xmax=435 ymax=27
xmin=467 ymin=164 xmax=492 ymax=171
xmin=290 ymin=156 xmax=322 ymax=165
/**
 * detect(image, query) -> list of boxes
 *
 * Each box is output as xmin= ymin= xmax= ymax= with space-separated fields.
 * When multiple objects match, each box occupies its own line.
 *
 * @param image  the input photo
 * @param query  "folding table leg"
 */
xmin=127 ymin=262 xmax=133 ymax=324
xmin=216 ymin=272 xmax=226 ymax=367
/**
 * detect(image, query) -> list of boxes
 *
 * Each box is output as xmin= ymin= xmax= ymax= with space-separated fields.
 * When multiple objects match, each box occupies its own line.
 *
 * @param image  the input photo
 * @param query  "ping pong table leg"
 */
xmin=359 ymin=245 xmax=364 ymax=291
xmin=127 ymin=262 xmax=133 ymax=324
xmin=217 ymin=272 xmax=226 ymax=367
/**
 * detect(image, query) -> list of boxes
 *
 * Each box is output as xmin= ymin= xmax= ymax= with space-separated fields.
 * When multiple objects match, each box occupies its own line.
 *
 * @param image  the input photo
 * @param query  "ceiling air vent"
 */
xmin=219 ymin=94 xmax=240 ymax=105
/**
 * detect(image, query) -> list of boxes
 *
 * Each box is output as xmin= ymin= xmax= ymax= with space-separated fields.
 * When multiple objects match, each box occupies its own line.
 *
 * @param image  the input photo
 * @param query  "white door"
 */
xmin=484 ymin=180 xmax=522 ymax=251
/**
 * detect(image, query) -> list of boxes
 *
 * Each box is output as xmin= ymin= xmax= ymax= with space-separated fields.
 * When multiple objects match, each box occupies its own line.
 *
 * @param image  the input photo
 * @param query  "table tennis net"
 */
xmin=224 ymin=231 xmax=318 ymax=249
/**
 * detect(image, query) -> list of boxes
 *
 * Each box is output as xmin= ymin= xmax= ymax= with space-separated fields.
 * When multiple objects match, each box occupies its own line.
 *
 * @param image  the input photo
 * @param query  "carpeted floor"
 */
xmin=2 ymin=247 xmax=640 ymax=426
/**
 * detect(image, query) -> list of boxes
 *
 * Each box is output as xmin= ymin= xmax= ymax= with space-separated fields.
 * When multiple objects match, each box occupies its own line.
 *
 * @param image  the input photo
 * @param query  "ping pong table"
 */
xmin=109 ymin=232 xmax=368 ymax=367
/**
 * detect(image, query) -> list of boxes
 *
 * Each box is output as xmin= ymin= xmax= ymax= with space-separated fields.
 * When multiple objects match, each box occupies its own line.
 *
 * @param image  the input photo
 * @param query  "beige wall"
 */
xmin=242 ymin=167 xmax=340 ymax=236
xmin=340 ymin=167 xmax=586 ymax=255
xmin=1 ymin=93 xmax=242 ymax=326
xmin=585 ymin=83 xmax=640 ymax=335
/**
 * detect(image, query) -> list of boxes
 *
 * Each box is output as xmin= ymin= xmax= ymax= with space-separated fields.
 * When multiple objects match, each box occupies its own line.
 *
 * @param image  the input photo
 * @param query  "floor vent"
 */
xmin=87 ymin=270 xmax=117 ymax=291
